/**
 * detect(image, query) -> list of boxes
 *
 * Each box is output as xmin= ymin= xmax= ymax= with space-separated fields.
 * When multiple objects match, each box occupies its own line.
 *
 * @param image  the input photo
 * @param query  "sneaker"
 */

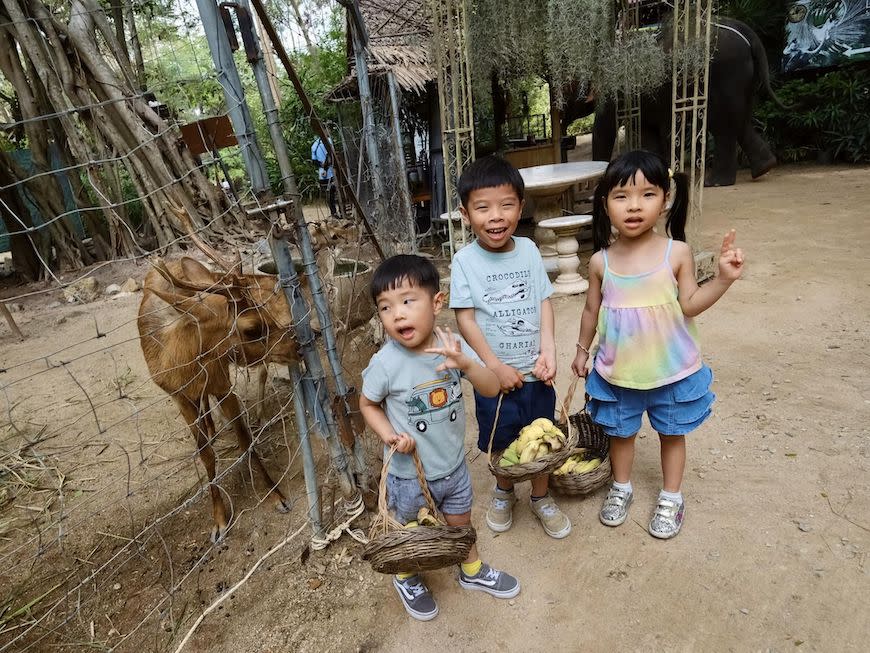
xmin=392 ymin=575 xmax=438 ymax=621
xmin=485 ymin=489 xmax=516 ymax=533
xmin=529 ymin=495 xmax=571 ymax=539
xmin=648 ymin=497 xmax=685 ymax=539
xmin=600 ymin=485 xmax=633 ymax=527
xmin=459 ymin=563 xmax=520 ymax=599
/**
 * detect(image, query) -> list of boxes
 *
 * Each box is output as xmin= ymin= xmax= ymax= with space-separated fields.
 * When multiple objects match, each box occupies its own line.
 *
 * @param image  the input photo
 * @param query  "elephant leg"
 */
xmin=592 ymin=101 xmax=617 ymax=161
xmin=706 ymin=108 xmax=741 ymax=187
xmin=739 ymin=121 xmax=777 ymax=179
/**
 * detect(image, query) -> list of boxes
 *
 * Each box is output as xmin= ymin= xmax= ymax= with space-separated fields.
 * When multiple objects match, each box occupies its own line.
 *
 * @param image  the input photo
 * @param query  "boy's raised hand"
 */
xmin=424 ymin=326 xmax=470 ymax=373
xmin=718 ymin=229 xmax=744 ymax=282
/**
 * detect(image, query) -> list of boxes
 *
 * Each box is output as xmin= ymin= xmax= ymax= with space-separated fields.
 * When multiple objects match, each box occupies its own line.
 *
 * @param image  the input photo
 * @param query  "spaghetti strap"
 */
xmin=602 ymin=248 xmax=609 ymax=271
xmin=665 ymin=238 xmax=673 ymax=261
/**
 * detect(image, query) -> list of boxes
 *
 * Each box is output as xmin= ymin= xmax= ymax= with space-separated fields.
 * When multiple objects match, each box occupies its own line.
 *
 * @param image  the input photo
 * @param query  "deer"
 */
xmin=137 ymin=256 xmax=298 ymax=541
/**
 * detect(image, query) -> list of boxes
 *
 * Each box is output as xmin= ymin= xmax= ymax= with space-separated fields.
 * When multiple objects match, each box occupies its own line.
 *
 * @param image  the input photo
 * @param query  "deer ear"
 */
xmin=180 ymin=257 xmax=215 ymax=283
xmin=236 ymin=312 xmax=266 ymax=341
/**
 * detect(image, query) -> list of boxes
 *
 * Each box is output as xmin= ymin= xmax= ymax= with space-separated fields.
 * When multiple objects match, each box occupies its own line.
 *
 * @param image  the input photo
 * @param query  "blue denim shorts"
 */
xmin=474 ymin=381 xmax=557 ymax=452
xmin=386 ymin=461 xmax=473 ymax=523
xmin=585 ymin=365 xmax=715 ymax=437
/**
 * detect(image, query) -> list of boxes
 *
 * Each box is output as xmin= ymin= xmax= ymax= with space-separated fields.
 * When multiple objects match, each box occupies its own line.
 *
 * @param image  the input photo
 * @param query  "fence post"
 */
xmin=288 ymin=362 xmax=323 ymax=537
xmin=194 ymin=0 xmax=269 ymax=193
xmin=268 ymin=229 xmax=356 ymax=499
xmin=234 ymin=1 xmax=372 ymax=496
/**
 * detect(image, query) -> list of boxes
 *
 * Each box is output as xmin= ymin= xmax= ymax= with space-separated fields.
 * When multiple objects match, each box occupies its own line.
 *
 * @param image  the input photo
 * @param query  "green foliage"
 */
xmin=567 ymin=114 xmax=594 ymax=135
xmin=273 ymin=11 xmax=347 ymax=198
xmin=470 ymin=0 xmax=689 ymax=106
xmin=755 ymin=68 xmax=870 ymax=163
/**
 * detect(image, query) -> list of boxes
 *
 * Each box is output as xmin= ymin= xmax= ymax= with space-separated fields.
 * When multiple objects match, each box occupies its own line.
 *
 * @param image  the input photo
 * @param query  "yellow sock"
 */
xmin=461 ymin=559 xmax=482 ymax=577
xmin=396 ymin=572 xmax=414 ymax=580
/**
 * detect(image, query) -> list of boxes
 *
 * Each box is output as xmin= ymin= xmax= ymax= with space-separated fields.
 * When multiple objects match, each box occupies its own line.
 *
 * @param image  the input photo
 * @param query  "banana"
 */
xmin=502 ymin=449 xmax=520 ymax=464
xmin=542 ymin=433 xmax=563 ymax=451
xmin=505 ymin=440 xmax=520 ymax=458
xmin=519 ymin=440 xmax=539 ymax=463
xmin=518 ymin=425 xmax=544 ymax=450
xmin=416 ymin=507 xmax=439 ymax=526
xmin=534 ymin=443 xmax=550 ymax=460
xmin=531 ymin=417 xmax=554 ymax=431
xmin=499 ymin=456 xmax=515 ymax=467
xmin=547 ymin=425 xmax=566 ymax=442
xmin=573 ymin=458 xmax=603 ymax=474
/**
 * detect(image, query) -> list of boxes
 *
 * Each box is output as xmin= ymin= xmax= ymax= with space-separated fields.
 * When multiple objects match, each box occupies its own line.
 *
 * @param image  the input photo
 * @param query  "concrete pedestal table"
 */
xmin=519 ymin=161 xmax=608 ymax=273
xmin=538 ymin=215 xmax=592 ymax=295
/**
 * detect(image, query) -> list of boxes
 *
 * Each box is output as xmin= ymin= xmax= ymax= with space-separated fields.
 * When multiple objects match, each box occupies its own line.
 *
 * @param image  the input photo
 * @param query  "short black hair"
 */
xmin=370 ymin=254 xmax=440 ymax=302
xmin=458 ymin=155 xmax=524 ymax=207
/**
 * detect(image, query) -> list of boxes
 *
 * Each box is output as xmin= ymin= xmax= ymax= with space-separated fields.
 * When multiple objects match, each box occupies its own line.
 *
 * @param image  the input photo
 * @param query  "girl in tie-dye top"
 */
xmin=570 ymin=150 xmax=744 ymax=540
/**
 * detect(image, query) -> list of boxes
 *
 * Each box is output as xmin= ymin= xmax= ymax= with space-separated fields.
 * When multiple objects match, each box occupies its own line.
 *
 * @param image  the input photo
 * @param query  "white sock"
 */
xmin=659 ymin=489 xmax=683 ymax=504
xmin=613 ymin=480 xmax=632 ymax=494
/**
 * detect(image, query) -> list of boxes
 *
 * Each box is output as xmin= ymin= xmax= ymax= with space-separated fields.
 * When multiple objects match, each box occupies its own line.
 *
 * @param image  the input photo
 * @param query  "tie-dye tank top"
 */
xmin=594 ymin=239 xmax=701 ymax=390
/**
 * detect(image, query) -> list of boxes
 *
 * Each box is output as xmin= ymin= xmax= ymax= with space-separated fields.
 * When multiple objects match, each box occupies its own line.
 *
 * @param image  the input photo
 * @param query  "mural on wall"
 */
xmin=783 ymin=1 xmax=870 ymax=71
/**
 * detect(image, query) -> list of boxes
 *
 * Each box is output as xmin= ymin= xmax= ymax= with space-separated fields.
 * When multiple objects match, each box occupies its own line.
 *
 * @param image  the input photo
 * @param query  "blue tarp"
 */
xmin=0 ymin=146 xmax=85 ymax=253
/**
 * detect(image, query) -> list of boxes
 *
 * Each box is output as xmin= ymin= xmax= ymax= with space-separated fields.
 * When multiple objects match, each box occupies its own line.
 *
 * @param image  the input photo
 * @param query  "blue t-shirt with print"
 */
xmin=449 ymin=237 xmax=553 ymax=378
xmin=362 ymin=337 xmax=481 ymax=481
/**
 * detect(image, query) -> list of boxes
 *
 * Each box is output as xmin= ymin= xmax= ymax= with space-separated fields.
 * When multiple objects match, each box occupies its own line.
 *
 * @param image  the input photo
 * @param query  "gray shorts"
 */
xmin=386 ymin=461 xmax=473 ymax=523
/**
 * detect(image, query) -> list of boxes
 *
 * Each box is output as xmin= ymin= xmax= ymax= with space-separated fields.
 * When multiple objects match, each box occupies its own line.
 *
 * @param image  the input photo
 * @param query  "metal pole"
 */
xmin=233 ymin=3 xmax=371 ymax=494
xmin=194 ymin=0 xmax=269 ymax=193
xmin=288 ymin=362 xmax=323 ymax=537
xmin=250 ymin=0 xmax=385 ymax=260
xmin=269 ymin=229 xmax=356 ymax=498
xmin=386 ymin=71 xmax=416 ymax=252
xmin=343 ymin=0 xmax=388 ymax=228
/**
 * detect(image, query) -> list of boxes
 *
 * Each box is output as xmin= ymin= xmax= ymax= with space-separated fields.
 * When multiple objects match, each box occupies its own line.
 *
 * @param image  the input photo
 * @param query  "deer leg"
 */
xmin=177 ymin=397 xmax=230 ymax=542
xmin=218 ymin=392 xmax=290 ymax=513
xmin=254 ymin=364 xmax=268 ymax=426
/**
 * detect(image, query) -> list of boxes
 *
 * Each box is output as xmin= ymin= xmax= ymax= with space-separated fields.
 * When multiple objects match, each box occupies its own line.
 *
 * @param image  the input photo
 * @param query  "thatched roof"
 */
xmin=327 ymin=0 xmax=434 ymax=102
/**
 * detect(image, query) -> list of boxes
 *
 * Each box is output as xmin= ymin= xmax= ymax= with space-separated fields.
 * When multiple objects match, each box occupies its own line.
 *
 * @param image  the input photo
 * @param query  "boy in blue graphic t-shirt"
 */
xmin=450 ymin=156 xmax=571 ymax=540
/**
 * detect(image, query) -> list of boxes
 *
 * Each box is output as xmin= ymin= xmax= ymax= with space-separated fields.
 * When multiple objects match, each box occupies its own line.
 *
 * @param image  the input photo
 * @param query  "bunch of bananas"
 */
xmin=553 ymin=448 xmax=603 ymax=475
xmin=498 ymin=418 xmax=567 ymax=467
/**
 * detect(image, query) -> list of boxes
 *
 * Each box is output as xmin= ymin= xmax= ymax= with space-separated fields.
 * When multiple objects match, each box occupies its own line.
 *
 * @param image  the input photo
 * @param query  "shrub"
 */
xmin=755 ymin=68 xmax=870 ymax=164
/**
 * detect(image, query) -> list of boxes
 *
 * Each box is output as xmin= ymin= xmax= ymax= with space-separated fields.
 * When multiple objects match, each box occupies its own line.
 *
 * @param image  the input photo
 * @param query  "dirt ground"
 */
xmin=1 ymin=162 xmax=868 ymax=652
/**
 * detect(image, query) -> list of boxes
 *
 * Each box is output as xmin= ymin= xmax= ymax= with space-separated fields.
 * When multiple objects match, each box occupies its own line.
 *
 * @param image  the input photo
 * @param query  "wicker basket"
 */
xmin=486 ymin=379 xmax=580 ymax=484
xmin=362 ymin=447 xmax=476 ymax=575
xmin=548 ymin=396 xmax=611 ymax=495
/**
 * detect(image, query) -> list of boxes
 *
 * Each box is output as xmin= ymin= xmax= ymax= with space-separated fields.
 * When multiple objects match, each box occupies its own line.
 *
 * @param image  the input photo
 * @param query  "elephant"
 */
xmin=591 ymin=18 xmax=783 ymax=187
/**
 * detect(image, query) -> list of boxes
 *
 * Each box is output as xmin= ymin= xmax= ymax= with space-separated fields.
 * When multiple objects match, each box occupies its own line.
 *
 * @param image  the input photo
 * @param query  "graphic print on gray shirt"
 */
xmin=361 ymin=337 xmax=482 ymax=481
xmin=449 ymin=237 xmax=553 ymax=377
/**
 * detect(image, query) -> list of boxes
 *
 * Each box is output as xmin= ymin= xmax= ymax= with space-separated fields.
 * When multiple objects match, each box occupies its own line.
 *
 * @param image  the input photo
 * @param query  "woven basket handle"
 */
xmin=485 ymin=393 xmax=506 ymax=460
xmin=559 ymin=376 xmax=581 ymax=424
xmin=378 ymin=444 xmax=439 ymax=521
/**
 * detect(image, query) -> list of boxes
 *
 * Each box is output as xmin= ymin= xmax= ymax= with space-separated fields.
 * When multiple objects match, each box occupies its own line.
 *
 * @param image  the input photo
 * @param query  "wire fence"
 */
xmin=1 ymin=1 xmax=380 ymax=649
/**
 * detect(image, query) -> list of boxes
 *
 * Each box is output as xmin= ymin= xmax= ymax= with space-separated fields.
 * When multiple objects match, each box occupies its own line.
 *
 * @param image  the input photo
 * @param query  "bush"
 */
xmin=755 ymin=68 xmax=870 ymax=164
xmin=567 ymin=115 xmax=594 ymax=136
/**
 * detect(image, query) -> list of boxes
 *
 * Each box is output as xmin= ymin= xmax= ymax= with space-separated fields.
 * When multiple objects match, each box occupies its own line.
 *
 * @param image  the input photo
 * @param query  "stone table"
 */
xmin=519 ymin=161 xmax=608 ymax=272
xmin=538 ymin=215 xmax=593 ymax=295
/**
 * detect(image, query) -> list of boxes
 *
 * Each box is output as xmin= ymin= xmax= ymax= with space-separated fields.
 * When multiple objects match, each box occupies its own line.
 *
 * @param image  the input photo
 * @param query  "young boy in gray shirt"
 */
xmin=450 ymin=155 xmax=571 ymax=539
xmin=360 ymin=255 xmax=520 ymax=622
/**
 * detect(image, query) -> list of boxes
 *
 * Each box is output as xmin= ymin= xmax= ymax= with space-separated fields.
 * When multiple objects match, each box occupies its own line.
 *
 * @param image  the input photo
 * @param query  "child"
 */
xmin=450 ymin=156 xmax=571 ymax=539
xmin=570 ymin=150 xmax=744 ymax=539
xmin=360 ymin=255 xmax=520 ymax=622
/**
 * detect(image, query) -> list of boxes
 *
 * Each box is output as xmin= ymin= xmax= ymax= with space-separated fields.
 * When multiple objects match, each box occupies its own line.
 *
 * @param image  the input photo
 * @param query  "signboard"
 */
xmin=179 ymin=115 xmax=238 ymax=156
xmin=783 ymin=1 xmax=870 ymax=72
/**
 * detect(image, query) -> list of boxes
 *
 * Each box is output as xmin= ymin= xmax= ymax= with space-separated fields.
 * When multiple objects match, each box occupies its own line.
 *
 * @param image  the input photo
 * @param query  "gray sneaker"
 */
xmin=485 ymin=489 xmax=516 ymax=532
xmin=459 ymin=563 xmax=521 ymax=599
xmin=529 ymin=495 xmax=572 ymax=539
xmin=600 ymin=485 xmax=633 ymax=526
xmin=649 ymin=497 xmax=685 ymax=539
xmin=392 ymin=575 xmax=438 ymax=621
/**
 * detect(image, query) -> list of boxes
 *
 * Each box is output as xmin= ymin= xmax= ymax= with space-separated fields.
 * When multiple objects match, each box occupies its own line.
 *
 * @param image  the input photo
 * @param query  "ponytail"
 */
xmin=666 ymin=171 xmax=690 ymax=242
xmin=591 ymin=181 xmax=612 ymax=252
